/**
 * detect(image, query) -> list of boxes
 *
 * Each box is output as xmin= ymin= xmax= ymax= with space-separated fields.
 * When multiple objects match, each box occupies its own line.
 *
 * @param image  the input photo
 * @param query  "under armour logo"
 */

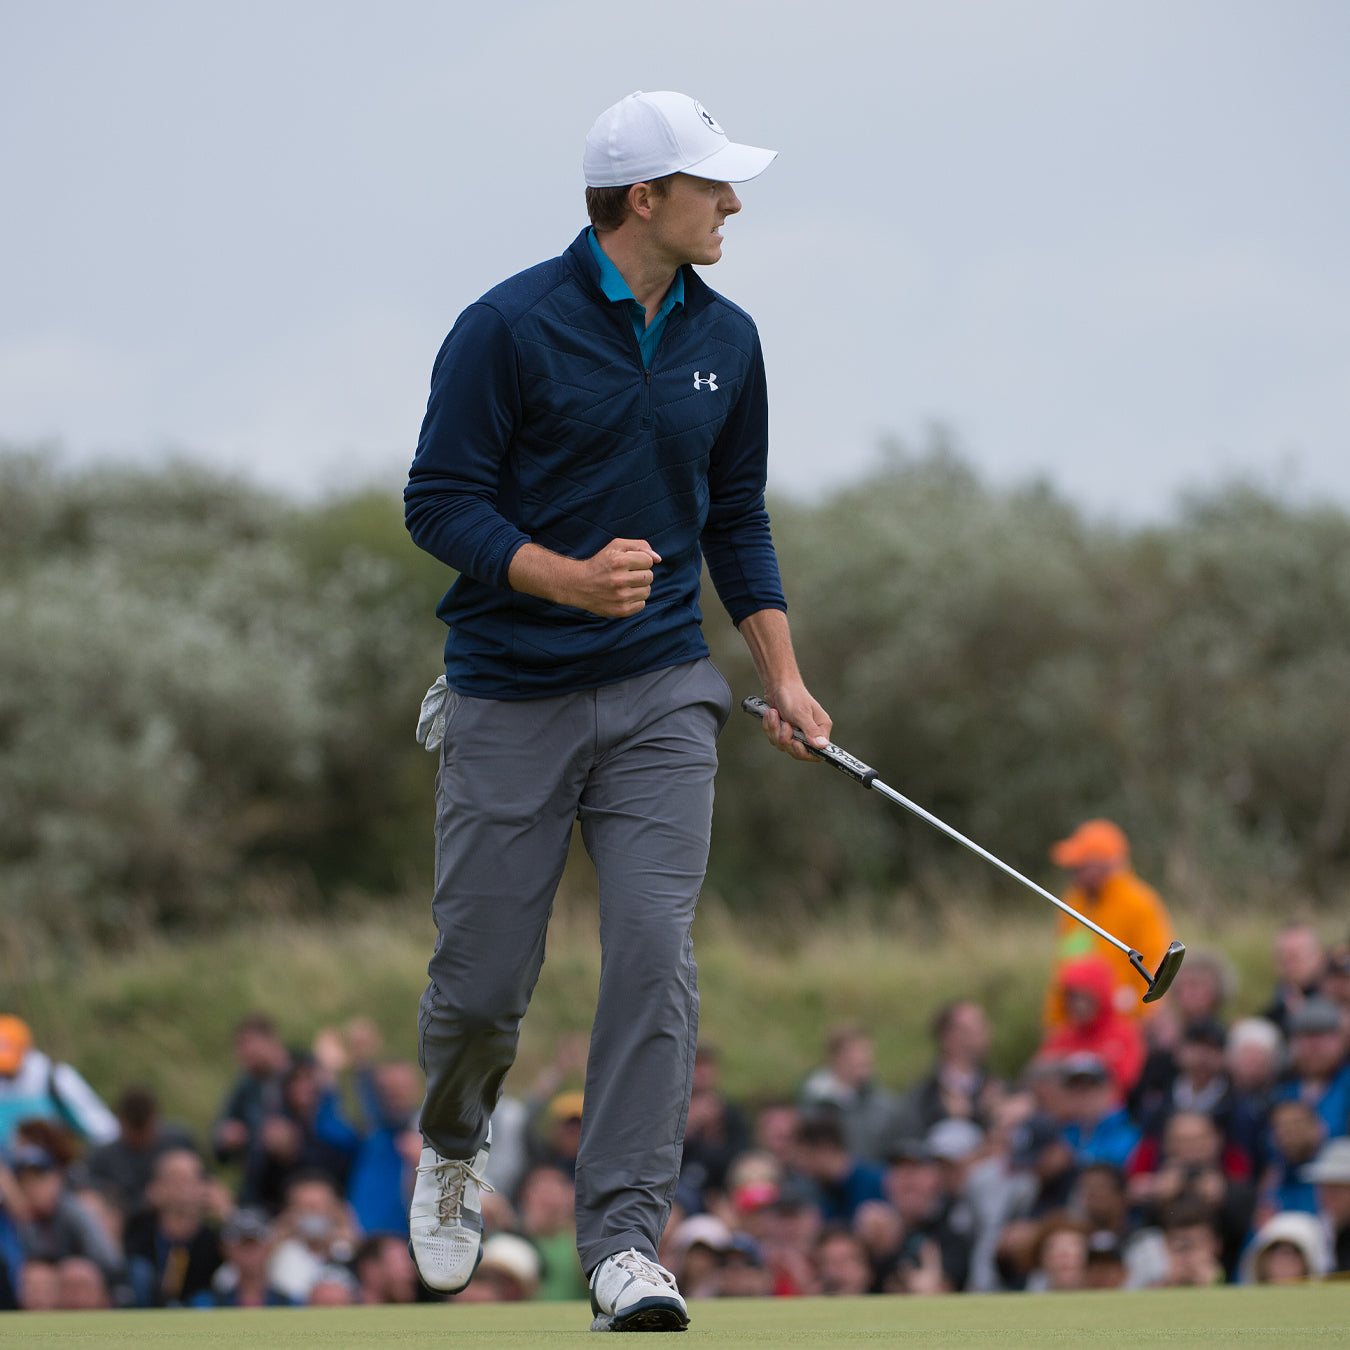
xmin=694 ymin=102 xmax=723 ymax=134
xmin=693 ymin=371 xmax=718 ymax=391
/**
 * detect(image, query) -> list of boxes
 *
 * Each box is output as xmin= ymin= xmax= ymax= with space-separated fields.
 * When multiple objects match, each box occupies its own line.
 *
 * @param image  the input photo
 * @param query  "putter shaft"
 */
xmin=742 ymin=696 xmax=1184 ymax=1000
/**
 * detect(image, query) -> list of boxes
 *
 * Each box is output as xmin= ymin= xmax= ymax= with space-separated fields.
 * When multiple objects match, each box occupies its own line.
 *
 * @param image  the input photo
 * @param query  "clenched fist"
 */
xmin=508 ymin=538 xmax=662 ymax=618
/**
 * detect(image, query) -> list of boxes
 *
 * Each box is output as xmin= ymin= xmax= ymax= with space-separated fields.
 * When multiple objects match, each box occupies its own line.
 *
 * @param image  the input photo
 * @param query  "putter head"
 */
xmin=1131 ymin=941 xmax=1187 ymax=1004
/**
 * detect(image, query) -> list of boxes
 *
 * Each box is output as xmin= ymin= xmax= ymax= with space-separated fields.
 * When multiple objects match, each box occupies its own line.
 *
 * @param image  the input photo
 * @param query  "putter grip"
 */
xmin=741 ymin=696 xmax=878 ymax=787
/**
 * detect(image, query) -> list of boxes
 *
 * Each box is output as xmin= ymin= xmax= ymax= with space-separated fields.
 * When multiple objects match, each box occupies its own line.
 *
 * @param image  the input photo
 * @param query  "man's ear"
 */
xmin=627 ymin=181 xmax=657 ymax=221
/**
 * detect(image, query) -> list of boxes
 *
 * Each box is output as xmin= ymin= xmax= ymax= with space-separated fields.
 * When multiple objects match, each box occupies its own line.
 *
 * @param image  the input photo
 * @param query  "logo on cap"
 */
xmin=693 ymin=102 xmax=723 ymax=135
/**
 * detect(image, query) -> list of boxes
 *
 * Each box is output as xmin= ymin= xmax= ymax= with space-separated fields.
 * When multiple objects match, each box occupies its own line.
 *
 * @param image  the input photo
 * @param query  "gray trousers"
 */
xmin=417 ymin=657 xmax=733 ymax=1274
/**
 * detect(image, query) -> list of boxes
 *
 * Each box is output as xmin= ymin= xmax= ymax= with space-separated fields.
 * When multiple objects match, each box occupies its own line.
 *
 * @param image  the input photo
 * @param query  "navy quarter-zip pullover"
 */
xmin=405 ymin=228 xmax=786 ymax=699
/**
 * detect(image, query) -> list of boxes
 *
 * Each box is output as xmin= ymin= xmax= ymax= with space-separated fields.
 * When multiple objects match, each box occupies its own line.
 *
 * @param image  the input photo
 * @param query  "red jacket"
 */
xmin=1040 ymin=956 xmax=1146 ymax=1096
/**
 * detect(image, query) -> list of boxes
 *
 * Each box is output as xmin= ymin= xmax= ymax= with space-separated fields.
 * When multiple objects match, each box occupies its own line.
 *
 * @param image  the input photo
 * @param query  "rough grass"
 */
xmin=8 ymin=1286 xmax=1350 ymax=1347
xmin=5 ymin=889 xmax=1292 ymax=1139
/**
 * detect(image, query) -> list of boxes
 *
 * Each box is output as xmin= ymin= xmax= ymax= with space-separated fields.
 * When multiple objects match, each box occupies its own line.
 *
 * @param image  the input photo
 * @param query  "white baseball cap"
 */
xmin=583 ymin=91 xmax=777 ymax=188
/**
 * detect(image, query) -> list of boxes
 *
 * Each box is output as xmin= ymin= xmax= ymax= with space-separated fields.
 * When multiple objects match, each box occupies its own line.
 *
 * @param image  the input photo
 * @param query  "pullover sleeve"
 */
xmin=404 ymin=303 xmax=532 ymax=588
xmin=701 ymin=331 xmax=787 ymax=624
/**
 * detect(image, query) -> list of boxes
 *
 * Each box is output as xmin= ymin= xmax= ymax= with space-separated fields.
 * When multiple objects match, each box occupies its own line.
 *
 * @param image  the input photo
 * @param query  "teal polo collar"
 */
xmin=587 ymin=228 xmax=684 ymax=369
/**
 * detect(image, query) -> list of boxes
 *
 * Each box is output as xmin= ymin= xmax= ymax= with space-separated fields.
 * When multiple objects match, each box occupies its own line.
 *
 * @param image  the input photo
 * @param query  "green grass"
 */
xmin=6 ymin=1287 xmax=1350 ymax=1347
xmin=4 ymin=894 xmax=1292 ymax=1140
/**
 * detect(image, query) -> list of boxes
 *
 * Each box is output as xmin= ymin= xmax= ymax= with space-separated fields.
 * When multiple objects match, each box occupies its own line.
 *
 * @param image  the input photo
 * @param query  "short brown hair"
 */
xmin=585 ymin=174 xmax=673 ymax=231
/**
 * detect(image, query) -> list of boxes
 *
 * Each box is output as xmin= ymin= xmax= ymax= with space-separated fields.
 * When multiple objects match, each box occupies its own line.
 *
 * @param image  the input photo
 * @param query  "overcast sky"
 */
xmin=3 ymin=1 xmax=1347 ymax=519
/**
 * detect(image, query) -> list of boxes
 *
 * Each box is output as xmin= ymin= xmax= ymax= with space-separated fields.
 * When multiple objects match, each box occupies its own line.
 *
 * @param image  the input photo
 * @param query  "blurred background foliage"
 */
xmin=2 ymin=439 xmax=1348 ymax=947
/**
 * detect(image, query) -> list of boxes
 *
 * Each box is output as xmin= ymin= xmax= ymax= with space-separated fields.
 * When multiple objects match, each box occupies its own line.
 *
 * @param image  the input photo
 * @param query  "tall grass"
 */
xmin=6 ymin=889 xmax=1298 ymax=1143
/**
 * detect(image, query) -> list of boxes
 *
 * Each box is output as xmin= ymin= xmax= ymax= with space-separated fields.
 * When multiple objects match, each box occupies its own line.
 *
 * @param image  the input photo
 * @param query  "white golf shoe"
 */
xmin=407 ymin=1140 xmax=493 ymax=1293
xmin=589 ymin=1248 xmax=688 ymax=1332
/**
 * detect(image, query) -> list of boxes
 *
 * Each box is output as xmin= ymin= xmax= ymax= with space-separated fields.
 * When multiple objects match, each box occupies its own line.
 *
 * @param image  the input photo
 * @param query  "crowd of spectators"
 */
xmin=1 ymin=921 xmax=1348 ymax=1313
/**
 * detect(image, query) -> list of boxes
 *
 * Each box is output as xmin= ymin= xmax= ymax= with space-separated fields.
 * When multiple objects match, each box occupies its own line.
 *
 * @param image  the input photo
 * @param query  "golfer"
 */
xmin=403 ymin=90 xmax=829 ymax=1331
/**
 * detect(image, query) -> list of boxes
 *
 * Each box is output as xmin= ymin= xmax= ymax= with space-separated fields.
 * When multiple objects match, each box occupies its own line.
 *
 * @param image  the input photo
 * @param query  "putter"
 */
xmin=742 ymin=696 xmax=1186 ymax=1003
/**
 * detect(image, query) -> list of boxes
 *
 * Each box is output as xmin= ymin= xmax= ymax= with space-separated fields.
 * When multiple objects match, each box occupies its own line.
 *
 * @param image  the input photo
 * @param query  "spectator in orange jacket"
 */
xmin=1040 ymin=957 xmax=1146 ymax=1099
xmin=1041 ymin=821 xmax=1175 ymax=1029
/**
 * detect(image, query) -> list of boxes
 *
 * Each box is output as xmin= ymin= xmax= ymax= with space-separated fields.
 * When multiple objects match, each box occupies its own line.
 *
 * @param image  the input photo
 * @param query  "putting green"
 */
xmin=6 ymin=1286 xmax=1348 ymax=1347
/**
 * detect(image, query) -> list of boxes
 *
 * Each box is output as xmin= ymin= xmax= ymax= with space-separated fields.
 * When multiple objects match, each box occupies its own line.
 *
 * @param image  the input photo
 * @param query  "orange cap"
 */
xmin=1050 ymin=819 xmax=1129 ymax=869
xmin=0 ymin=1016 xmax=33 ymax=1075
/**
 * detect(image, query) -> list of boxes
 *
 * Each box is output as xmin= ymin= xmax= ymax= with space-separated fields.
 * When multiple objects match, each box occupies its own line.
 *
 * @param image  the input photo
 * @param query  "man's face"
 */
xmin=284 ymin=1063 xmax=320 ymax=1116
xmin=15 ymin=1166 xmax=63 ymax=1217
xmin=1257 ymin=1240 xmax=1309 ymax=1284
xmin=831 ymin=1035 xmax=874 ymax=1087
xmin=756 ymin=1105 xmax=798 ymax=1160
xmin=1228 ymin=1038 xmax=1277 ymax=1092
xmin=59 ymin=1259 xmax=112 ymax=1310
xmin=1177 ymin=1039 xmax=1225 ymax=1083
xmin=646 ymin=173 xmax=742 ymax=268
xmin=374 ymin=1062 xmax=422 ymax=1119
xmin=884 ymin=1160 xmax=941 ymax=1223
xmin=225 ymin=1235 xmax=270 ymax=1278
xmin=767 ymin=1202 xmax=820 ymax=1251
xmin=286 ymin=1179 xmax=337 ymax=1220
xmin=1291 ymin=1027 xmax=1346 ymax=1079
xmin=720 ymin=1250 xmax=770 ymax=1297
xmin=1174 ymin=967 xmax=1223 ymax=1021
xmin=519 ymin=1167 xmax=575 ymax=1236
xmin=1041 ymin=1229 xmax=1087 ymax=1289
xmin=1076 ymin=1168 xmax=1124 ymax=1227
xmin=944 ymin=1003 xmax=990 ymax=1061
xmin=815 ymin=1234 xmax=871 ymax=1296
xmin=1163 ymin=1113 xmax=1219 ymax=1169
xmin=236 ymin=1029 xmax=281 ymax=1076
xmin=1069 ymin=861 xmax=1116 ymax=894
xmin=1276 ymin=928 xmax=1323 ymax=985
xmin=1165 ymin=1224 xmax=1219 ymax=1284
xmin=1270 ymin=1103 xmax=1322 ymax=1162
xmin=151 ymin=1150 xmax=205 ymax=1215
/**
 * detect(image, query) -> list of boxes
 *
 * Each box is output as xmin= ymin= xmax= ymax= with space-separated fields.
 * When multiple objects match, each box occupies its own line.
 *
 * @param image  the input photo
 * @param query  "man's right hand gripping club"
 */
xmin=737 ymin=607 xmax=832 ymax=763
xmin=508 ymin=538 xmax=661 ymax=619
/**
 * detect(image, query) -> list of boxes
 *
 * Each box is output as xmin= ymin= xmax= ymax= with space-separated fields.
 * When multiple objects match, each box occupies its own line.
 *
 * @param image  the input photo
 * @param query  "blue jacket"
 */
xmin=1061 ymin=1108 xmax=1141 ymax=1171
xmin=814 ymin=1160 xmax=888 ymax=1225
xmin=346 ymin=1071 xmax=413 ymax=1237
xmin=1270 ymin=1060 xmax=1350 ymax=1143
xmin=406 ymin=229 xmax=786 ymax=698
